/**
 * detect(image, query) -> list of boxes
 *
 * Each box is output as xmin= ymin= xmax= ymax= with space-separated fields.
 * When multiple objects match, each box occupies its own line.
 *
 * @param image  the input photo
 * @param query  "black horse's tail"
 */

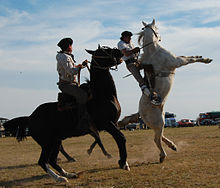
xmin=3 ymin=116 xmax=29 ymax=142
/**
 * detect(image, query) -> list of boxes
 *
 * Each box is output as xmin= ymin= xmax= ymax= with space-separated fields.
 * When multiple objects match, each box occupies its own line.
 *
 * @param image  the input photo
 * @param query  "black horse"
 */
xmin=3 ymin=46 xmax=129 ymax=182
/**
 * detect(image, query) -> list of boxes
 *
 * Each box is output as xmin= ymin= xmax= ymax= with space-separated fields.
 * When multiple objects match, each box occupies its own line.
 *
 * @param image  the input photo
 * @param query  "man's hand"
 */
xmin=76 ymin=64 xmax=83 ymax=69
xmin=132 ymin=47 xmax=140 ymax=54
xmin=82 ymin=59 xmax=88 ymax=66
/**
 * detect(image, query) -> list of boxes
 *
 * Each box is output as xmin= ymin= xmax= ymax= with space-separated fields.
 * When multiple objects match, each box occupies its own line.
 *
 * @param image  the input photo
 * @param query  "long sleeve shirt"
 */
xmin=56 ymin=52 xmax=80 ymax=83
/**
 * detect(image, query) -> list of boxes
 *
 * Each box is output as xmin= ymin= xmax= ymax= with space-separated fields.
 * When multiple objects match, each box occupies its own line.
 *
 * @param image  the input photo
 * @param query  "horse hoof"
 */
xmin=170 ymin=145 xmax=177 ymax=151
xmin=66 ymin=173 xmax=78 ymax=179
xmin=160 ymin=156 xmax=165 ymax=163
xmin=57 ymin=176 xmax=69 ymax=183
xmin=118 ymin=160 xmax=130 ymax=171
xmin=87 ymin=149 xmax=92 ymax=155
xmin=123 ymin=162 xmax=130 ymax=171
xmin=67 ymin=158 xmax=77 ymax=162
xmin=106 ymin=154 xmax=112 ymax=159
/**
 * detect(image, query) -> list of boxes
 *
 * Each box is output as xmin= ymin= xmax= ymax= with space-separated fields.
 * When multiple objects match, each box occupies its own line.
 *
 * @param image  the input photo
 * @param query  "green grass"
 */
xmin=0 ymin=126 xmax=220 ymax=187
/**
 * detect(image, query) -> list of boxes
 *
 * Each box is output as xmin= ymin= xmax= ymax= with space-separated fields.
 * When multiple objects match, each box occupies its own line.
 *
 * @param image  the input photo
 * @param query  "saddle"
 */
xmin=57 ymin=83 xmax=91 ymax=111
xmin=57 ymin=92 xmax=77 ymax=111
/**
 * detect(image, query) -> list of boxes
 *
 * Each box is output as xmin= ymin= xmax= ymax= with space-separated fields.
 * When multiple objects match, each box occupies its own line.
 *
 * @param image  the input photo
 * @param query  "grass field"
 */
xmin=0 ymin=126 xmax=220 ymax=188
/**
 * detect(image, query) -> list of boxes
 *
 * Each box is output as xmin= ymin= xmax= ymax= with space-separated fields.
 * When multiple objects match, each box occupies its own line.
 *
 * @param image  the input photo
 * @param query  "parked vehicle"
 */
xmin=125 ymin=123 xmax=138 ymax=131
xmin=165 ymin=118 xmax=178 ymax=127
xmin=200 ymin=119 xmax=216 ymax=126
xmin=177 ymin=119 xmax=194 ymax=127
xmin=197 ymin=111 xmax=220 ymax=126
xmin=0 ymin=118 xmax=8 ymax=137
xmin=191 ymin=120 xmax=197 ymax=126
xmin=165 ymin=112 xmax=177 ymax=127
xmin=0 ymin=125 xmax=5 ymax=137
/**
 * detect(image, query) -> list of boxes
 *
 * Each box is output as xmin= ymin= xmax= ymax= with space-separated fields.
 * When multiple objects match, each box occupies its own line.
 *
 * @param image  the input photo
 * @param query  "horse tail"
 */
xmin=3 ymin=116 xmax=29 ymax=142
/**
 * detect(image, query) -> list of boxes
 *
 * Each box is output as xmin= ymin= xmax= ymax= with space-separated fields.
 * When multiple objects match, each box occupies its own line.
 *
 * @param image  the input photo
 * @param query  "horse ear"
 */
xmin=98 ymin=44 xmax=101 ymax=49
xmin=142 ymin=21 xmax=147 ymax=27
xmin=85 ymin=49 xmax=94 ymax=55
xmin=152 ymin=18 xmax=155 ymax=26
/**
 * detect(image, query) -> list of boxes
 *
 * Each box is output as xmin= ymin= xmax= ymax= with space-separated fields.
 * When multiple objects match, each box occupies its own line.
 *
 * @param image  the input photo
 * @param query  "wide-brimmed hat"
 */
xmin=57 ymin=38 xmax=73 ymax=51
xmin=121 ymin=31 xmax=133 ymax=37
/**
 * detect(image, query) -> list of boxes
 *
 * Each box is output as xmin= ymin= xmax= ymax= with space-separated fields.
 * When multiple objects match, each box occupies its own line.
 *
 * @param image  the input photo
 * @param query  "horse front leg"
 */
xmin=177 ymin=56 xmax=212 ymax=67
xmin=153 ymin=127 xmax=167 ymax=163
xmin=104 ymin=121 xmax=129 ymax=171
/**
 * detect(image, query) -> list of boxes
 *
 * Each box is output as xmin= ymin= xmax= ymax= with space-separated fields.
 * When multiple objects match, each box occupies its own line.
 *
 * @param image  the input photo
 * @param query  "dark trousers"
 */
xmin=58 ymin=83 xmax=88 ymax=104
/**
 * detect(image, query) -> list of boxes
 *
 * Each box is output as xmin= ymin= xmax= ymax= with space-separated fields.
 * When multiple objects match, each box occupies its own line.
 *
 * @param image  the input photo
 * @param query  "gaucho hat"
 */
xmin=121 ymin=31 xmax=133 ymax=37
xmin=57 ymin=38 xmax=73 ymax=50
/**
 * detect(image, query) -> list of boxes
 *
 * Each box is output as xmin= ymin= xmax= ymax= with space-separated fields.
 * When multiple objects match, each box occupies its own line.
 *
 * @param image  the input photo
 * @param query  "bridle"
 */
xmin=140 ymin=25 xmax=161 ymax=49
xmin=91 ymin=47 xmax=119 ymax=70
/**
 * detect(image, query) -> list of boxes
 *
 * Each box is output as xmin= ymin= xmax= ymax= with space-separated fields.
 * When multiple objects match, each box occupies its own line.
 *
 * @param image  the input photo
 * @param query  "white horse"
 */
xmin=119 ymin=19 xmax=212 ymax=163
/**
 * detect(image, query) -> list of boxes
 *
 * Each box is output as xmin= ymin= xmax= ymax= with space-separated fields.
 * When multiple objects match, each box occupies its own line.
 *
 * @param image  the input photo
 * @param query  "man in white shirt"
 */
xmin=118 ymin=31 xmax=161 ymax=105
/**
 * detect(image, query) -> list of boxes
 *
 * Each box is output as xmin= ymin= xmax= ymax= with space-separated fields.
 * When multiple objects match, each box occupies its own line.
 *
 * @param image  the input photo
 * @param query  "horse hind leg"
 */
xmin=162 ymin=136 xmax=177 ymax=151
xmin=49 ymin=141 xmax=77 ymax=180
xmin=38 ymin=145 xmax=68 ymax=182
xmin=59 ymin=143 xmax=77 ymax=162
xmin=154 ymin=128 xmax=167 ymax=163
xmin=88 ymin=131 xmax=112 ymax=159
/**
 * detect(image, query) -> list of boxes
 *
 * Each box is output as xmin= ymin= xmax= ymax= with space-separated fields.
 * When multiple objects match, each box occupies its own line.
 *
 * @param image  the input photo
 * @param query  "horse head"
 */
xmin=138 ymin=19 xmax=161 ymax=47
xmin=86 ymin=46 xmax=123 ymax=69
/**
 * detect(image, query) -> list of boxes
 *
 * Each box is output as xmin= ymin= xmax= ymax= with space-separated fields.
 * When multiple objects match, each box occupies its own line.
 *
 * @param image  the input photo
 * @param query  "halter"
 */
xmin=141 ymin=25 xmax=161 ymax=49
xmin=91 ymin=47 xmax=119 ymax=70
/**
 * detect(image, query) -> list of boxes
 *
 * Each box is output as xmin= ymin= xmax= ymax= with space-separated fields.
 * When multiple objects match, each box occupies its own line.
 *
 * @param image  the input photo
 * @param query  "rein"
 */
xmin=140 ymin=41 xmax=154 ymax=49
xmin=77 ymin=61 xmax=91 ymax=85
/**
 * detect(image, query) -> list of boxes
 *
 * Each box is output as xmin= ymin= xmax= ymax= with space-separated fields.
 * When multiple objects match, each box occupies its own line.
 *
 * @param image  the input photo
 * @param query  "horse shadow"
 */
xmin=0 ymin=161 xmax=75 ymax=187
xmin=0 ymin=174 xmax=49 ymax=187
xmin=77 ymin=161 xmax=160 ymax=176
xmin=0 ymin=161 xmax=159 ymax=186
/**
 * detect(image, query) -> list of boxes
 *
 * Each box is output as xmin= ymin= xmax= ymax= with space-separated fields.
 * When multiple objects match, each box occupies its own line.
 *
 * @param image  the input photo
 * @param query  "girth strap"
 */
xmin=155 ymin=72 xmax=175 ymax=77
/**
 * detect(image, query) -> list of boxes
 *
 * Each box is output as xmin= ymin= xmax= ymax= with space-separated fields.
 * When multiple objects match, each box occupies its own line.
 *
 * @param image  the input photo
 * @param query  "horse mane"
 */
xmin=137 ymin=31 xmax=144 ymax=46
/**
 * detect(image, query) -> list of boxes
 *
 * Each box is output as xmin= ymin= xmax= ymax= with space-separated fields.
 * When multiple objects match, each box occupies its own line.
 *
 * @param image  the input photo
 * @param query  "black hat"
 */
xmin=57 ymin=38 xmax=73 ymax=51
xmin=121 ymin=31 xmax=133 ymax=37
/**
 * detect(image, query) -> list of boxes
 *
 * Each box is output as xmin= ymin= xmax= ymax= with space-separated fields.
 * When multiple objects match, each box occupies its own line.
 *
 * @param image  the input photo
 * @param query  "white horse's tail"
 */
xmin=118 ymin=112 xmax=140 ymax=128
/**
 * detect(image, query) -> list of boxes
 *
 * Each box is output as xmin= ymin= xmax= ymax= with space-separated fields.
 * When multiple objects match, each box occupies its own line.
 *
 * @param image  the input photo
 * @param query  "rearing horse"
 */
xmin=119 ymin=19 xmax=212 ymax=163
xmin=3 ymin=46 xmax=129 ymax=183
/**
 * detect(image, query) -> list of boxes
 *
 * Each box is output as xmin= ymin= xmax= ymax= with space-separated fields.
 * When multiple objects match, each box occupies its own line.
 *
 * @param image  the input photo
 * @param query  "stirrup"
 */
xmin=141 ymin=85 xmax=150 ymax=96
xmin=150 ymin=92 xmax=162 ymax=106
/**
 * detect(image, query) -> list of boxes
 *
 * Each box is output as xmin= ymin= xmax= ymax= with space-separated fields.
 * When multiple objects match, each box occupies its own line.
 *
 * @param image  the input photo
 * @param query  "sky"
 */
xmin=0 ymin=0 xmax=220 ymax=121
